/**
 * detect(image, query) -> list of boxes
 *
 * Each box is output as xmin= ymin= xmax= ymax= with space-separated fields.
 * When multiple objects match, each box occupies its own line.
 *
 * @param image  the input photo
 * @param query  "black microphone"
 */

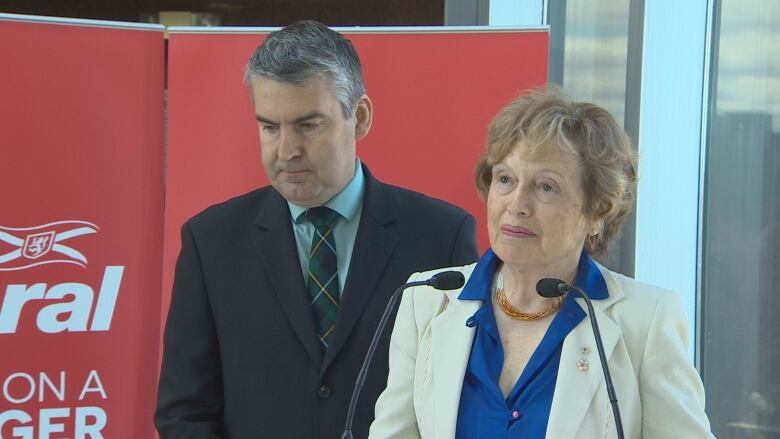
xmin=342 ymin=271 xmax=466 ymax=439
xmin=427 ymin=270 xmax=467 ymax=290
xmin=536 ymin=278 xmax=625 ymax=439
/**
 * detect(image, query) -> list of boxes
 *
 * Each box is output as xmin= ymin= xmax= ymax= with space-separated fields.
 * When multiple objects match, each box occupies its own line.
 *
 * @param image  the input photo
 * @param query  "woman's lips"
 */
xmin=500 ymin=225 xmax=536 ymax=238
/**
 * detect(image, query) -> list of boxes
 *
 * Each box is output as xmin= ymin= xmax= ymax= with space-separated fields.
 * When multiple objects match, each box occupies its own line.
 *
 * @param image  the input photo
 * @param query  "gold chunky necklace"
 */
xmin=494 ymin=264 xmax=564 ymax=321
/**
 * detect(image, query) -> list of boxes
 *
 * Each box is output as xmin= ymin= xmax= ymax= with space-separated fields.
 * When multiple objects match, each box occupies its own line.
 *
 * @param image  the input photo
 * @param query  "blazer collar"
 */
xmin=252 ymin=188 xmax=323 ymax=365
xmin=322 ymin=164 xmax=399 ymax=372
xmin=252 ymin=164 xmax=400 ymax=373
xmin=431 ymin=252 xmax=624 ymax=438
xmin=429 ymin=264 xmax=480 ymax=438
xmin=546 ymin=265 xmax=626 ymax=438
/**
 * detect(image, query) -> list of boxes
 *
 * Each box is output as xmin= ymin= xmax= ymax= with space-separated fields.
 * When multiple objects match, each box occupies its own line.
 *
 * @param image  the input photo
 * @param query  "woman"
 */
xmin=369 ymin=87 xmax=713 ymax=438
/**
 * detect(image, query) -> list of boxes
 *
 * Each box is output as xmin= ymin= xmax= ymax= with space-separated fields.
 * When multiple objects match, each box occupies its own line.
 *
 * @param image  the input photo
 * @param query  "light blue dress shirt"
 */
xmin=287 ymin=160 xmax=365 ymax=296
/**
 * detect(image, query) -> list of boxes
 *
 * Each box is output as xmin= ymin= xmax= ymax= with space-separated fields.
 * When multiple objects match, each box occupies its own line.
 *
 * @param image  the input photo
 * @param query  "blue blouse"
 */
xmin=455 ymin=249 xmax=609 ymax=438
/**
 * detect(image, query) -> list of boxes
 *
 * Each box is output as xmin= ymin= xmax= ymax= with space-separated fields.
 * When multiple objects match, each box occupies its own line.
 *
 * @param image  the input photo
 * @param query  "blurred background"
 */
xmin=2 ymin=0 xmax=777 ymax=437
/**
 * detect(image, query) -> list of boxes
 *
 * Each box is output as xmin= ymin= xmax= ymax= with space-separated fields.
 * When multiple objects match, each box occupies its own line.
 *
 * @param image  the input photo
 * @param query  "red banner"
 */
xmin=164 ymin=28 xmax=548 ymax=327
xmin=0 ymin=15 xmax=164 ymax=438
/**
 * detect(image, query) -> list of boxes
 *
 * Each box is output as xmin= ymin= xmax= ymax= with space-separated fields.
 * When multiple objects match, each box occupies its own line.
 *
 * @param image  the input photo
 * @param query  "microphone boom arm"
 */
xmin=566 ymin=285 xmax=625 ymax=439
xmin=341 ymin=279 xmax=430 ymax=439
xmin=342 ymin=271 xmax=464 ymax=438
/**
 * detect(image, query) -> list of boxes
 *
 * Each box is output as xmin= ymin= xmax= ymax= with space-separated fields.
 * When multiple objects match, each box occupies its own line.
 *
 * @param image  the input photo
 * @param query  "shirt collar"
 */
xmin=458 ymin=248 xmax=609 ymax=301
xmin=289 ymin=159 xmax=365 ymax=223
xmin=458 ymin=249 xmax=501 ymax=301
xmin=574 ymin=250 xmax=609 ymax=300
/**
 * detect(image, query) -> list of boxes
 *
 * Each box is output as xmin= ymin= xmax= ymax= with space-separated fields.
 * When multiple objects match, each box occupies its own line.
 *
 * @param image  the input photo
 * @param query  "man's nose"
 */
xmin=277 ymin=126 xmax=302 ymax=160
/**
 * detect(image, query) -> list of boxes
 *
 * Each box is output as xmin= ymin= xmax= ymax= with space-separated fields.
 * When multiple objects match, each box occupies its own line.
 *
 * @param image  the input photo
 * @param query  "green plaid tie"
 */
xmin=305 ymin=207 xmax=341 ymax=353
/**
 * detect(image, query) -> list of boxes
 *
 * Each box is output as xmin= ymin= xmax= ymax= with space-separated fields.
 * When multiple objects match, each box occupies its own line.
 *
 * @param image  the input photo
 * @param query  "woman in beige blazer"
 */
xmin=369 ymin=87 xmax=714 ymax=439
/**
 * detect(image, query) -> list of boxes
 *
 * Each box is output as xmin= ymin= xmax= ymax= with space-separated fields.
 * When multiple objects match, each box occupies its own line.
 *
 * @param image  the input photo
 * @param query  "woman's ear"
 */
xmin=591 ymin=218 xmax=605 ymax=237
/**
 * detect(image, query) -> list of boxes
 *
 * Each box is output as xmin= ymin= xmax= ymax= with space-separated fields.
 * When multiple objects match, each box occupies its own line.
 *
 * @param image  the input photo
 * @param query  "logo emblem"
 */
xmin=22 ymin=231 xmax=56 ymax=259
xmin=0 ymin=221 xmax=98 ymax=271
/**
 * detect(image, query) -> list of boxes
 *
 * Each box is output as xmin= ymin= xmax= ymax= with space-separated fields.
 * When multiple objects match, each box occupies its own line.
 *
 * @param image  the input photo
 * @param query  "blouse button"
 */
xmin=511 ymin=410 xmax=520 ymax=419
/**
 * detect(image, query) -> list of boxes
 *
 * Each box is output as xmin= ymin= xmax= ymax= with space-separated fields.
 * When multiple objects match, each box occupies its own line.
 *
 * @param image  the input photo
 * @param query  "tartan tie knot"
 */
xmin=306 ymin=206 xmax=340 ymax=231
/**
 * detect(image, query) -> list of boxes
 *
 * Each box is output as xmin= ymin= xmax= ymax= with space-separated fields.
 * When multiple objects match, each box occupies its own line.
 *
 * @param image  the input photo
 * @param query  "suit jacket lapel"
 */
xmin=253 ymin=189 xmax=323 ymax=366
xmin=431 ymin=293 xmax=482 ymax=438
xmin=322 ymin=168 xmax=398 ymax=373
xmin=546 ymin=283 xmax=624 ymax=439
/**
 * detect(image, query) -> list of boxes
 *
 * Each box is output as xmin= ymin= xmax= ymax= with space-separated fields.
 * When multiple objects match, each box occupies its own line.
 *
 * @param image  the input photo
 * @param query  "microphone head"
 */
xmin=536 ymin=278 xmax=568 ymax=298
xmin=428 ymin=271 xmax=466 ymax=290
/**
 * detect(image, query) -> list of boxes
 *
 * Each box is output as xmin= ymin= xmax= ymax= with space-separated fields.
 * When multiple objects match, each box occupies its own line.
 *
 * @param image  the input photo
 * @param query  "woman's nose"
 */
xmin=507 ymin=186 xmax=533 ymax=217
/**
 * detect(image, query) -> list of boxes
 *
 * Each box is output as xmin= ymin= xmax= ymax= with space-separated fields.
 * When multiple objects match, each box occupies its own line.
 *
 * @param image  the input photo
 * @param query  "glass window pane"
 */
xmin=701 ymin=0 xmax=780 ymax=437
xmin=561 ymin=0 xmax=630 ymax=123
xmin=549 ymin=0 xmax=632 ymax=272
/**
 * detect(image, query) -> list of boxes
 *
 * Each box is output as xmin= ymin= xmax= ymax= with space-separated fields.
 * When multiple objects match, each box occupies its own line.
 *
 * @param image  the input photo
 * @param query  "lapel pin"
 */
xmin=576 ymin=359 xmax=589 ymax=371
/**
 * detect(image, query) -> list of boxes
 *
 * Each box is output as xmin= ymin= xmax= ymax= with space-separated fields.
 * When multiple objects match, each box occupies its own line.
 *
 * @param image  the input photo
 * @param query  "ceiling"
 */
xmin=2 ymin=0 xmax=445 ymax=26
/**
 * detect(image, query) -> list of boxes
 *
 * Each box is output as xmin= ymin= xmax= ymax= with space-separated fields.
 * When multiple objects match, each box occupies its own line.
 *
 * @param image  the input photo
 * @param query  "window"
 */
xmin=700 ymin=1 xmax=780 ymax=436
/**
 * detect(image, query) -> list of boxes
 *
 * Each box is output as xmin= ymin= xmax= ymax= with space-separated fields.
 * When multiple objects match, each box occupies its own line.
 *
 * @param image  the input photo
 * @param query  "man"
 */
xmin=155 ymin=20 xmax=478 ymax=438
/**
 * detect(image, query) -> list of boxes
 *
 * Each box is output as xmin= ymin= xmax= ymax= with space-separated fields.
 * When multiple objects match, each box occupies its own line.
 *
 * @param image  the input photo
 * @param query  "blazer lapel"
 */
xmin=253 ymin=190 xmax=323 ymax=366
xmin=431 ymin=293 xmax=482 ymax=438
xmin=322 ymin=169 xmax=398 ymax=373
xmin=546 ymin=290 xmax=624 ymax=439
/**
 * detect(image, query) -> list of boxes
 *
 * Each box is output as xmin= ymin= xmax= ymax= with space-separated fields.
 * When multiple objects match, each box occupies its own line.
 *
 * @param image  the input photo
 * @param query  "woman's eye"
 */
xmin=498 ymin=175 xmax=511 ymax=184
xmin=541 ymin=183 xmax=554 ymax=192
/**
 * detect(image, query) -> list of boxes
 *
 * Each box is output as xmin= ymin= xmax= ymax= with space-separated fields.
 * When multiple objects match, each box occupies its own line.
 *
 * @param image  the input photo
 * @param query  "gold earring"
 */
xmin=587 ymin=232 xmax=599 ymax=248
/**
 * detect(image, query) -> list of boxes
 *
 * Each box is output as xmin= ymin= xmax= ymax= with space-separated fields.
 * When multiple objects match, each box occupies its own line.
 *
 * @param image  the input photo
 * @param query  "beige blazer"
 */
xmin=369 ymin=263 xmax=714 ymax=439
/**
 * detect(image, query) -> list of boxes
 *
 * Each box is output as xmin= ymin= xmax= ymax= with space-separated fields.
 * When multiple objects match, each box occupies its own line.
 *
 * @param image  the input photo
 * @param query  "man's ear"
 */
xmin=353 ymin=95 xmax=373 ymax=141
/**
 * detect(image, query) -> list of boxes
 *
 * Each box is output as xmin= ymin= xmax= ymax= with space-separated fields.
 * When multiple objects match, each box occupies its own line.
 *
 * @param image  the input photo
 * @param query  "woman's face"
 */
xmin=487 ymin=143 xmax=597 ymax=275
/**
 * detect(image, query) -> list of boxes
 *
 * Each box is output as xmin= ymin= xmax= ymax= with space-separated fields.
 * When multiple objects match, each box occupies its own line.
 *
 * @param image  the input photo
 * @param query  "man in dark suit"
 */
xmin=154 ymin=20 xmax=478 ymax=438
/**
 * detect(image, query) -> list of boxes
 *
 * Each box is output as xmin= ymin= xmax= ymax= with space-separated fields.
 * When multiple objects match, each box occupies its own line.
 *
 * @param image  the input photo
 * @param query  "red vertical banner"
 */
xmin=0 ymin=15 xmax=164 ymax=439
xmin=163 ymin=27 xmax=548 ymax=327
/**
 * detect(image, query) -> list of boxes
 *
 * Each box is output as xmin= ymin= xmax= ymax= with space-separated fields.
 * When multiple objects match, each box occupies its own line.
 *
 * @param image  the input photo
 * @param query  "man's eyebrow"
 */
xmin=255 ymin=112 xmax=326 ymax=125
xmin=255 ymin=114 xmax=276 ymax=125
xmin=292 ymin=112 xmax=326 ymax=123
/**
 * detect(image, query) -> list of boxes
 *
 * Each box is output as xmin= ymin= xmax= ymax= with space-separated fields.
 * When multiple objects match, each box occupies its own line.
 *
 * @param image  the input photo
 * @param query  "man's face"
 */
xmin=252 ymin=75 xmax=372 ymax=208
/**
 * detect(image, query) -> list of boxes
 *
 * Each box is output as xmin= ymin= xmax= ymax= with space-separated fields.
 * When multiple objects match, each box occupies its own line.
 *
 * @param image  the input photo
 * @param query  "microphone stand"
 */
xmin=565 ymin=284 xmax=625 ymax=439
xmin=341 ymin=271 xmax=464 ymax=438
xmin=340 ymin=279 xmax=429 ymax=439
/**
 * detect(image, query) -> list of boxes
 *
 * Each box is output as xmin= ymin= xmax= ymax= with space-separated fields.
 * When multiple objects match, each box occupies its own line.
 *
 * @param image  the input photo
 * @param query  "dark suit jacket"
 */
xmin=155 ymin=165 xmax=478 ymax=438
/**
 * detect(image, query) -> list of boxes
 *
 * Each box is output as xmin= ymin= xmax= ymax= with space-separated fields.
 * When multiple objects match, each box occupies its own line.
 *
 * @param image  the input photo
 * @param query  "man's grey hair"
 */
xmin=245 ymin=20 xmax=366 ymax=119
